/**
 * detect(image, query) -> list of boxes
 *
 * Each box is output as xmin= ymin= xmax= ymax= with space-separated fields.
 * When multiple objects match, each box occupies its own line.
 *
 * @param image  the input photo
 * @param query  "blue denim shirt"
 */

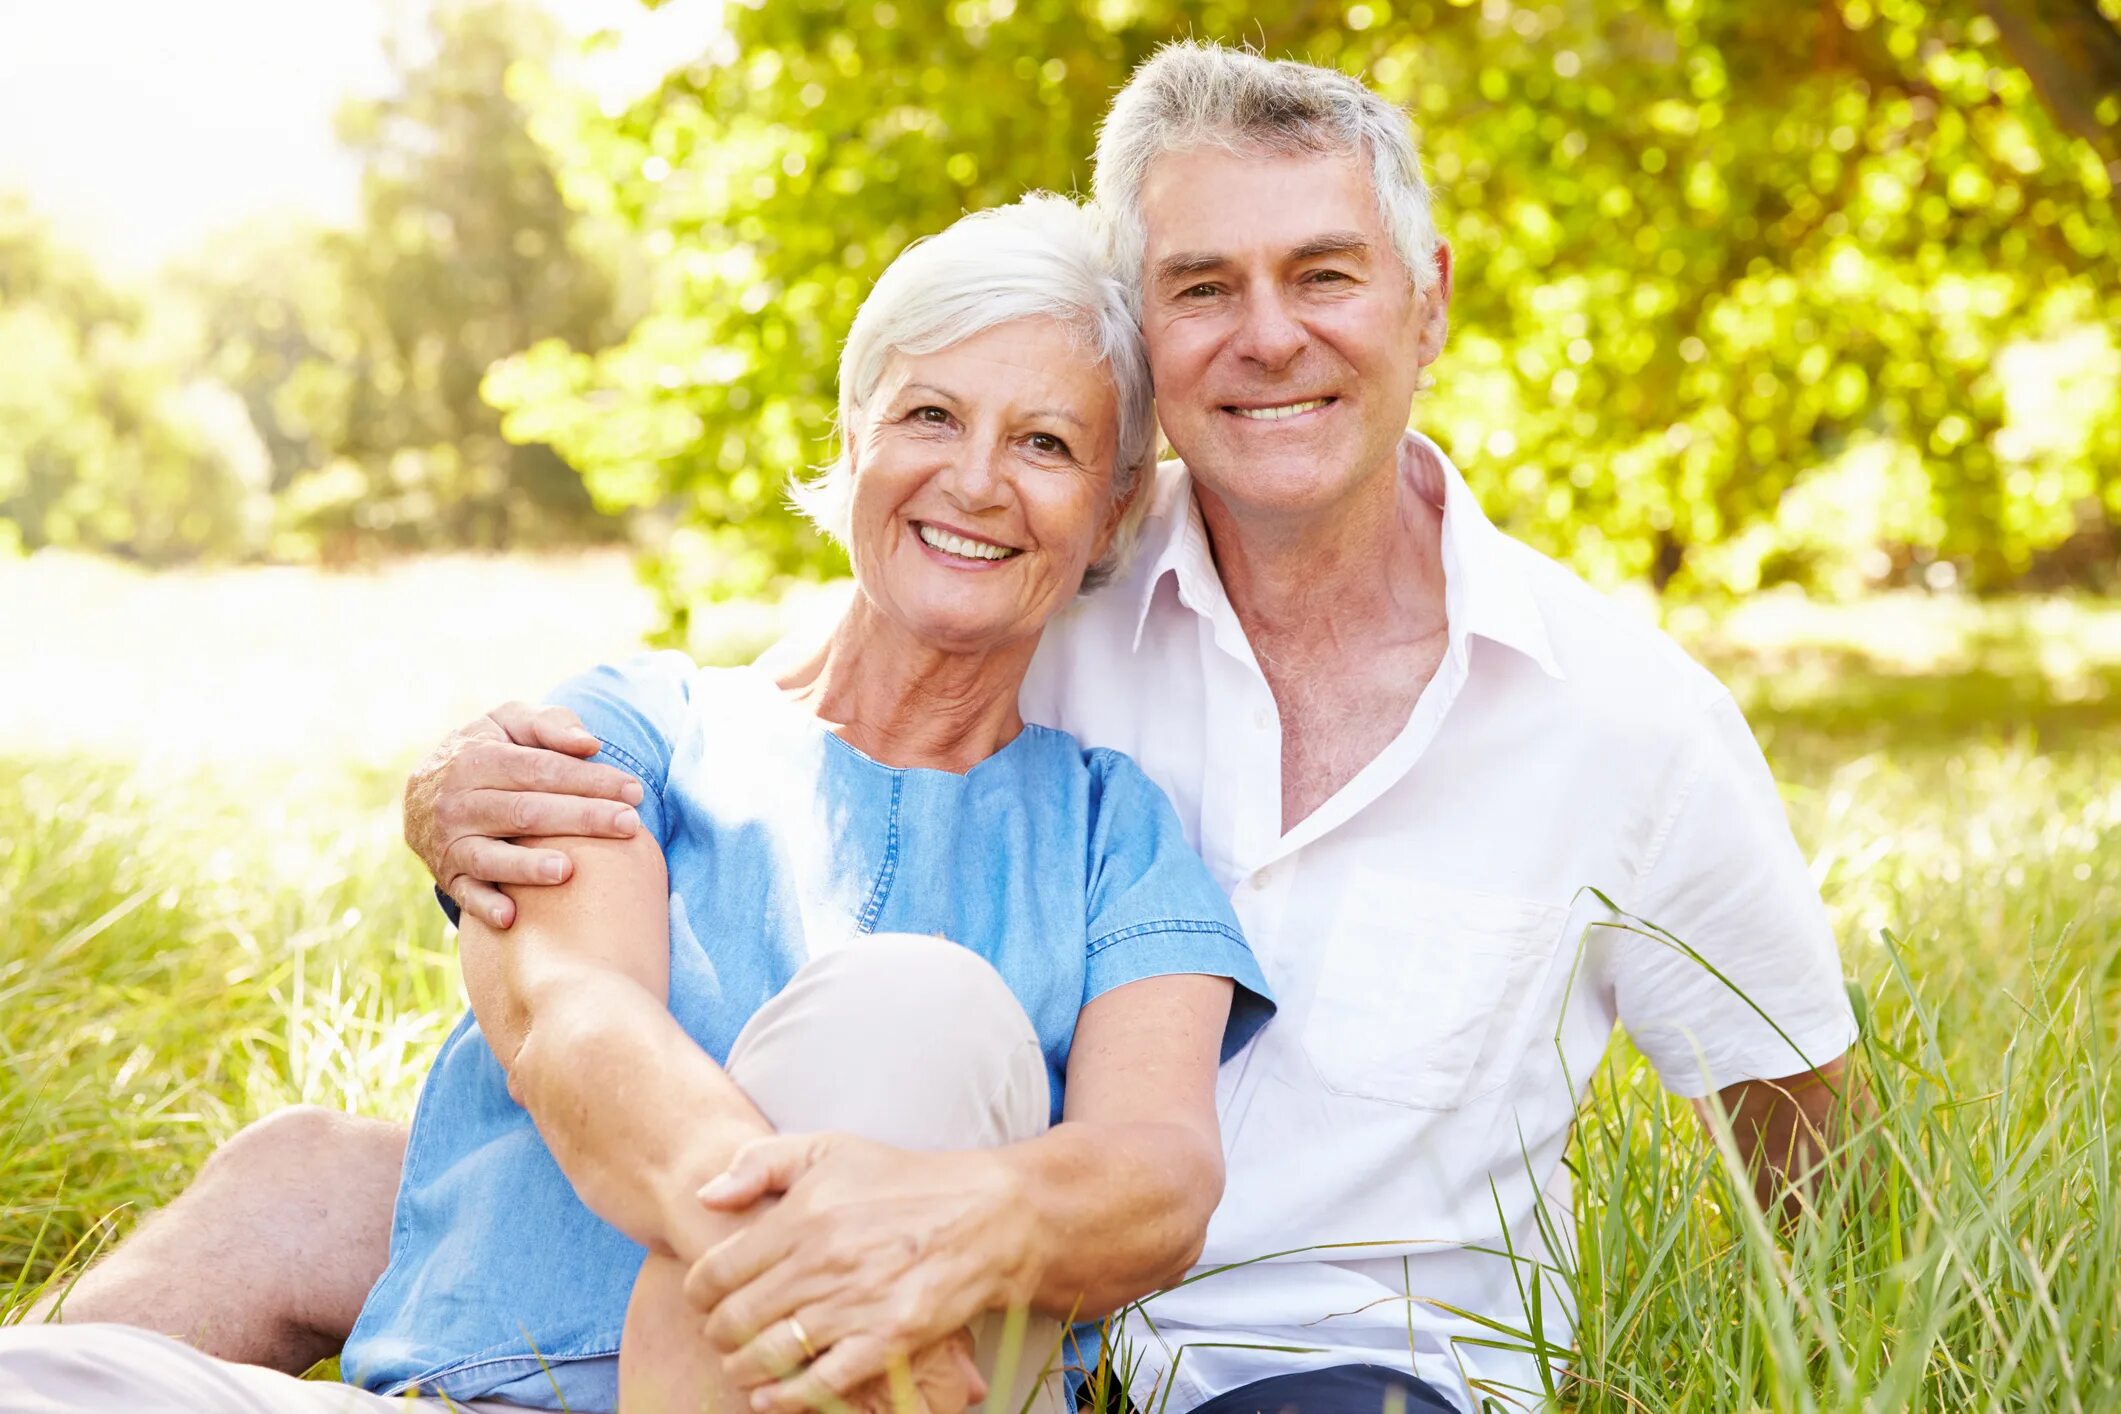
xmin=342 ymin=654 xmax=1274 ymax=1409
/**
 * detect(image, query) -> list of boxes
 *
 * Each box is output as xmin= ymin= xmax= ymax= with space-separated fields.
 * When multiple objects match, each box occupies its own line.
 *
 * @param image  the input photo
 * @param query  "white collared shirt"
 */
xmin=1017 ymin=431 xmax=1857 ymax=1412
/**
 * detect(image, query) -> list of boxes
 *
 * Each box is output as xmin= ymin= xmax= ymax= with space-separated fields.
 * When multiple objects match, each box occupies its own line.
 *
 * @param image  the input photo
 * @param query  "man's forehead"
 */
xmin=1137 ymin=144 xmax=1382 ymax=254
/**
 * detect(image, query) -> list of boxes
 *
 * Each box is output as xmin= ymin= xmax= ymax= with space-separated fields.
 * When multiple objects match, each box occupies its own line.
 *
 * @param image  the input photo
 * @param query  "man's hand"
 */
xmin=686 ymin=1133 xmax=1041 ymax=1414
xmin=1700 ymin=1054 xmax=1865 ymax=1218
xmin=403 ymin=702 xmax=645 ymax=929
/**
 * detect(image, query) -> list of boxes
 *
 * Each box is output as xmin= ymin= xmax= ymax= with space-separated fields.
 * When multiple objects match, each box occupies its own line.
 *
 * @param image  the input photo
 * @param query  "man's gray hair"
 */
xmin=792 ymin=192 xmax=1157 ymax=593
xmin=1092 ymin=41 xmax=1441 ymax=307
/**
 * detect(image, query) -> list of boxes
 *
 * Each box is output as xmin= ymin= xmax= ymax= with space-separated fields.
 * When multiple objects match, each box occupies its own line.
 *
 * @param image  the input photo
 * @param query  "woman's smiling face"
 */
xmin=845 ymin=317 xmax=1124 ymax=656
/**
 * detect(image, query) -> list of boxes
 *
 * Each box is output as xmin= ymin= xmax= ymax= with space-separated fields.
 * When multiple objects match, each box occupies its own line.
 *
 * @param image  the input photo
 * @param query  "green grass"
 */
xmin=3 ymin=589 xmax=2117 ymax=1410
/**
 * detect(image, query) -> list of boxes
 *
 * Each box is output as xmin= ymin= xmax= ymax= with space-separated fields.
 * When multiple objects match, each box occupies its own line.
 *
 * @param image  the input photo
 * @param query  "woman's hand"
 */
xmin=685 ymin=1132 xmax=1044 ymax=1414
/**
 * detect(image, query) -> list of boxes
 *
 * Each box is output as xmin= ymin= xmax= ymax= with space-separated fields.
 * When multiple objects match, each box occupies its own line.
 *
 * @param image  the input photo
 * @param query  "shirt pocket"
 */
xmin=1303 ymin=876 xmax=1568 ymax=1111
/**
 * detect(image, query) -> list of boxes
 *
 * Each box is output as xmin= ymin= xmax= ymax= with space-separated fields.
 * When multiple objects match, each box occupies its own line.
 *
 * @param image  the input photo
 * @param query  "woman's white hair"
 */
xmin=1091 ymin=41 xmax=1441 ymax=309
xmin=790 ymin=192 xmax=1157 ymax=593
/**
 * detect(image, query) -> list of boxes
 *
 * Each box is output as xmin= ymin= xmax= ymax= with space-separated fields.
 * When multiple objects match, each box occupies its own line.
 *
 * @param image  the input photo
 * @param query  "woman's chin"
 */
xmin=891 ymin=604 xmax=1036 ymax=658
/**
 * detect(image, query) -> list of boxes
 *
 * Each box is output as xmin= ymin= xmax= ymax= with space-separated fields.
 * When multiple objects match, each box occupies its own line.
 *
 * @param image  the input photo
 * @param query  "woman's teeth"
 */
xmin=918 ymin=525 xmax=1019 ymax=560
xmin=1230 ymin=398 xmax=1330 ymax=421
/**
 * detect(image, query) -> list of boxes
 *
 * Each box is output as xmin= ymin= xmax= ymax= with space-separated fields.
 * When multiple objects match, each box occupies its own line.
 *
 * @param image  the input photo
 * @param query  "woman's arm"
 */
xmin=1002 ymin=970 xmax=1233 ymax=1311
xmin=690 ymin=971 xmax=1234 ymax=1409
xmin=459 ymin=830 xmax=771 ymax=1263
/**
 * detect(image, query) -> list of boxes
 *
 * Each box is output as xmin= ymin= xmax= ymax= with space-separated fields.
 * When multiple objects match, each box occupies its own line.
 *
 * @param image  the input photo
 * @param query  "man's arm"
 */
xmin=1698 ymin=1054 xmax=1867 ymax=1217
xmin=459 ymin=828 xmax=769 ymax=1261
xmin=404 ymin=702 xmax=644 ymax=930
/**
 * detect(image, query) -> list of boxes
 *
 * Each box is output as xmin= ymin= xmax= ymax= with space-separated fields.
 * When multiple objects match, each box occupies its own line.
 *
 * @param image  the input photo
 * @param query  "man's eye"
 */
xmin=1306 ymin=269 xmax=1351 ymax=284
xmin=1180 ymin=283 xmax=1221 ymax=299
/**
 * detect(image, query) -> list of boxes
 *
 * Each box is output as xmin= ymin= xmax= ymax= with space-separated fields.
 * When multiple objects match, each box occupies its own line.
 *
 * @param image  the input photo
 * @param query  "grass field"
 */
xmin=2 ymin=554 xmax=2116 ymax=1410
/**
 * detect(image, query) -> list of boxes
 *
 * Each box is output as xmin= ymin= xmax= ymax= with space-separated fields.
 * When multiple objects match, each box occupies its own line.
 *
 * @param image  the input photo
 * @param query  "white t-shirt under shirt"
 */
xmin=1010 ymin=432 xmax=1857 ymax=1413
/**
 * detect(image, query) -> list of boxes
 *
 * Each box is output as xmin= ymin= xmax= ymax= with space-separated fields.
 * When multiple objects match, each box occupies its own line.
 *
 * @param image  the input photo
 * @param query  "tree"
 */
xmin=490 ymin=0 xmax=2119 ymax=639
xmin=0 ymin=196 xmax=266 ymax=563
xmin=191 ymin=0 xmax=628 ymax=559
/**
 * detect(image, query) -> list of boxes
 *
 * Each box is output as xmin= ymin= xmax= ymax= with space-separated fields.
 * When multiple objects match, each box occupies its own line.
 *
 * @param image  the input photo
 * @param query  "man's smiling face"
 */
xmin=1137 ymin=144 xmax=1450 ymax=520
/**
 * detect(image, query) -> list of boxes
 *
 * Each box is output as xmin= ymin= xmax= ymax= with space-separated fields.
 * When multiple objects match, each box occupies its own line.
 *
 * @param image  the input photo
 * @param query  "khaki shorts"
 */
xmin=0 ymin=1323 xmax=524 ymax=1412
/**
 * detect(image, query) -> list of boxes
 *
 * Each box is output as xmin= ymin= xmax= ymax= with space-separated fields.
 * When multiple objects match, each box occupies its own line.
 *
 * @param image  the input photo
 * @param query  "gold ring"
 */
xmin=785 ymin=1315 xmax=817 ymax=1363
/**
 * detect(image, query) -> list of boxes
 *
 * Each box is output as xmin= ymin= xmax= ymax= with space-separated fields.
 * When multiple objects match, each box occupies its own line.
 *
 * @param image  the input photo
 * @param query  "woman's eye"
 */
xmin=1026 ymin=432 xmax=1072 ymax=458
xmin=910 ymin=406 xmax=952 ymax=425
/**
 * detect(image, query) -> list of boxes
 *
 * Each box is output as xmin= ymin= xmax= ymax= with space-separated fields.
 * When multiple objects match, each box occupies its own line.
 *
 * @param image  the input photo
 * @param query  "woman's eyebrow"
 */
xmin=1025 ymin=407 xmax=1088 ymax=430
xmin=901 ymin=382 xmax=963 ymax=404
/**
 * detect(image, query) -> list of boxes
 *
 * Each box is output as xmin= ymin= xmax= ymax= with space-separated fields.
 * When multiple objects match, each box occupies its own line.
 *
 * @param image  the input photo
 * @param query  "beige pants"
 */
xmin=0 ymin=935 xmax=1069 ymax=1414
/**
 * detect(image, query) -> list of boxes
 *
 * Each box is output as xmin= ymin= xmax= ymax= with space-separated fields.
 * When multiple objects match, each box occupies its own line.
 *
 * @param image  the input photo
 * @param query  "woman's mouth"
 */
xmin=915 ymin=522 xmax=1022 ymax=563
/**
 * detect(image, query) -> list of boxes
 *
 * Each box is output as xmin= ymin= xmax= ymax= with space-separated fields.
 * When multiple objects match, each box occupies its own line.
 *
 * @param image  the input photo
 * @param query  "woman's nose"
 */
xmin=936 ymin=438 xmax=1009 ymax=510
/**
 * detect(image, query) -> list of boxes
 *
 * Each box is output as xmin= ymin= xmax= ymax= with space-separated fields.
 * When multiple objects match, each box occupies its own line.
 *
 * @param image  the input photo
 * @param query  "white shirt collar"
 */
xmin=1128 ymin=429 xmax=1564 ymax=680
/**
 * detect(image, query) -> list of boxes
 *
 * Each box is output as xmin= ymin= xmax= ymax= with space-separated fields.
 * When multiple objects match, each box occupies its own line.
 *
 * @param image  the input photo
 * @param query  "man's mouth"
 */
xmin=1224 ymin=397 xmax=1335 ymax=421
xmin=916 ymin=523 xmax=1021 ymax=561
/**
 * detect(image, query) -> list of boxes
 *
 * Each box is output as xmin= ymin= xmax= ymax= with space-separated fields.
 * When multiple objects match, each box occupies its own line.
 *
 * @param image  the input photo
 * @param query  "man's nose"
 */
xmin=1232 ymin=288 xmax=1308 ymax=370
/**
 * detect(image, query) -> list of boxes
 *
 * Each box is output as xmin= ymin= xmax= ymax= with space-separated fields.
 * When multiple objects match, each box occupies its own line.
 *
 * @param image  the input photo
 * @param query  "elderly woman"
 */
xmin=319 ymin=192 xmax=1274 ymax=1414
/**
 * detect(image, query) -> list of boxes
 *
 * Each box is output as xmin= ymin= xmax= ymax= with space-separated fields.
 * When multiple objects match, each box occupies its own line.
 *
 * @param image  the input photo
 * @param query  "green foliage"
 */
xmin=0 ymin=0 xmax=626 ymax=567
xmin=0 ymin=199 xmax=267 ymax=564
xmin=192 ymin=0 xmax=627 ymax=560
xmin=489 ymin=0 xmax=2119 ymax=638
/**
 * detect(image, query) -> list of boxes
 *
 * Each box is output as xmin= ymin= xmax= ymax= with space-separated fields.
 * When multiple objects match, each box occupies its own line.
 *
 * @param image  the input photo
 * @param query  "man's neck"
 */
xmin=1193 ymin=440 xmax=1449 ymax=652
xmin=1188 ymin=433 xmax=1453 ymax=834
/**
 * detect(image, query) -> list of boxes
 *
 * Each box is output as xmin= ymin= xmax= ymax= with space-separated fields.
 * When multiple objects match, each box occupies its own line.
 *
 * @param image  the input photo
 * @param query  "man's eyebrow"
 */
xmin=1155 ymin=251 xmax=1227 ymax=283
xmin=1290 ymin=232 xmax=1371 ymax=261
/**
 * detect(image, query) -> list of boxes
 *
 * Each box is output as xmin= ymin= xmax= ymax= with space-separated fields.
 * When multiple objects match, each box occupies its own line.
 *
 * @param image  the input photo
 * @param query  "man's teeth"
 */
xmin=918 ymin=525 xmax=1019 ymax=560
xmin=1231 ymin=399 xmax=1329 ymax=421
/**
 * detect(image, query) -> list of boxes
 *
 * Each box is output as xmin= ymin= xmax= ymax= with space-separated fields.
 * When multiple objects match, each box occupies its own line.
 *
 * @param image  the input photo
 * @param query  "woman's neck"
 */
xmin=775 ymin=593 xmax=1035 ymax=773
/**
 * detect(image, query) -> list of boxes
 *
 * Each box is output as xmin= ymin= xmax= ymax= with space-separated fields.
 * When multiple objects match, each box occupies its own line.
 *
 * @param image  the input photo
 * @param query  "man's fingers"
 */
xmin=444 ymin=833 xmax=581 ymax=889
xmin=448 ymin=878 xmax=516 ymax=930
xmin=465 ymin=739 xmax=643 ymax=804
xmin=489 ymin=701 xmax=602 ymax=758
xmin=453 ymin=789 xmax=640 ymax=846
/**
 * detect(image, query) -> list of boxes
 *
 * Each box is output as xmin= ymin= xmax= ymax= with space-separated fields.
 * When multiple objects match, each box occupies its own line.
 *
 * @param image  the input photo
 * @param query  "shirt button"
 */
xmin=1250 ymin=868 xmax=1272 ymax=889
xmin=1253 ymin=707 xmax=1273 ymax=730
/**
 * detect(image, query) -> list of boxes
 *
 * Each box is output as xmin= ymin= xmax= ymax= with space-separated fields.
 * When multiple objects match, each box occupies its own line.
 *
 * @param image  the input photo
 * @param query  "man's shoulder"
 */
xmin=1499 ymin=533 xmax=1733 ymax=732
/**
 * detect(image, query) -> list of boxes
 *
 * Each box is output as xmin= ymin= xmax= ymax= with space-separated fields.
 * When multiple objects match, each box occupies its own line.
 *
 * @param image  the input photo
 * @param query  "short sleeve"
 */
xmin=429 ymin=651 xmax=696 ymax=929
xmin=1616 ymin=692 xmax=1858 ymax=1098
xmin=1082 ymin=749 xmax=1276 ymax=1060
xmin=539 ymin=649 xmax=699 ymax=845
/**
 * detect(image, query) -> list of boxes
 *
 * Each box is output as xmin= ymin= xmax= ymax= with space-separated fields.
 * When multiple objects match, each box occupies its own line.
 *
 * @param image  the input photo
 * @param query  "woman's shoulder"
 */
xmin=1006 ymin=726 xmax=1175 ymax=818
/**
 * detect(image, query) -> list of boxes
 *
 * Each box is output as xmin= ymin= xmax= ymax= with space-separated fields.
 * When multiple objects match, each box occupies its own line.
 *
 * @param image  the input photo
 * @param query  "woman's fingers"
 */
xmin=748 ymin=1331 xmax=897 ymax=1414
xmin=719 ymin=1305 xmax=831 ymax=1389
xmin=698 ymin=1134 xmax=826 ymax=1210
xmin=686 ymin=1210 xmax=803 ymax=1331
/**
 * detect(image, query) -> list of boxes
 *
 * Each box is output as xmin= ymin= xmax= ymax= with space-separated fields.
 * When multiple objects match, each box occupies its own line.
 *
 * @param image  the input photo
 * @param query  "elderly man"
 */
xmin=19 ymin=42 xmax=1855 ymax=1414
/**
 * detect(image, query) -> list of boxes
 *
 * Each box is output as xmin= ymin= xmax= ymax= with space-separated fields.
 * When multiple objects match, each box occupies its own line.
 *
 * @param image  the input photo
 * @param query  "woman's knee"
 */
xmin=728 ymin=937 xmax=1048 ymax=1147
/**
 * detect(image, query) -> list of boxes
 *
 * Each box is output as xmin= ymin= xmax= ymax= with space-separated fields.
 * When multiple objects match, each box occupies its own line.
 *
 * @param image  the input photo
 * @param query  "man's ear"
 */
xmin=1414 ymin=240 xmax=1454 ymax=366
